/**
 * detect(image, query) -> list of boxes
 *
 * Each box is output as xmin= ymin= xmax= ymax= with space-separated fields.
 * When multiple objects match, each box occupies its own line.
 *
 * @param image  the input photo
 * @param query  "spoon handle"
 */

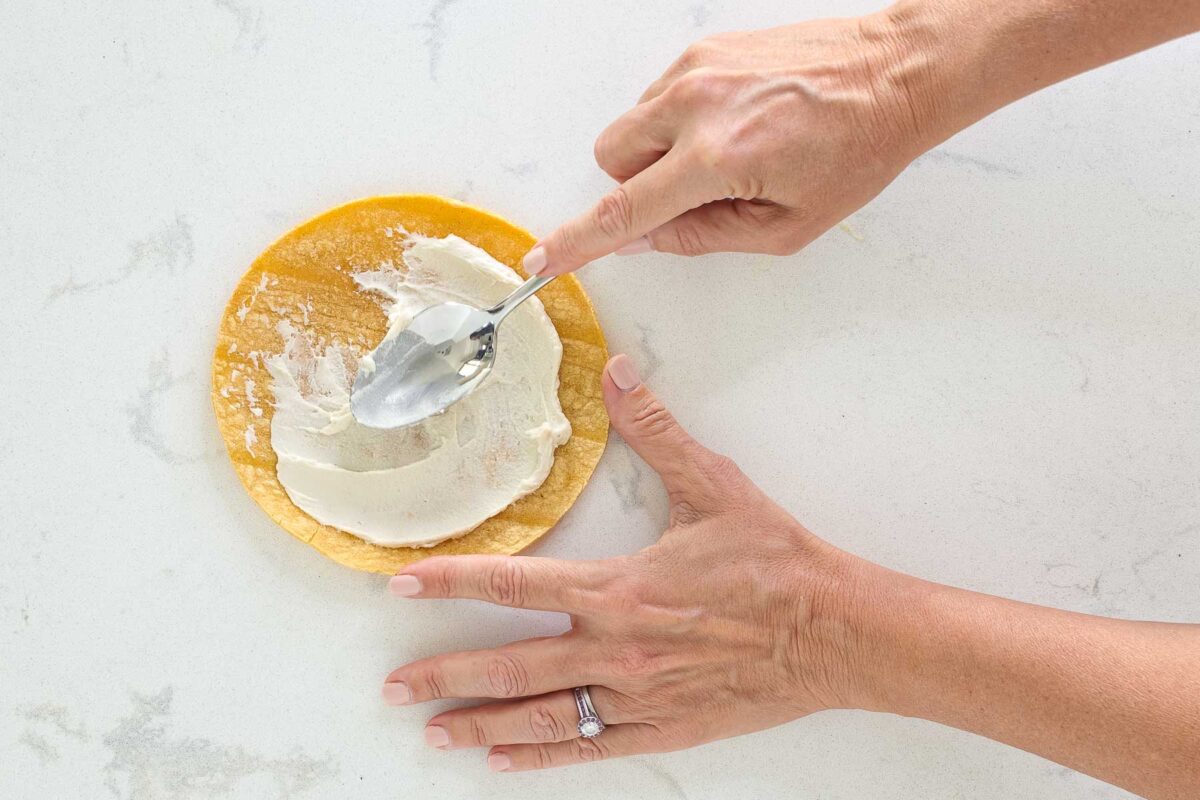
xmin=488 ymin=273 xmax=556 ymax=322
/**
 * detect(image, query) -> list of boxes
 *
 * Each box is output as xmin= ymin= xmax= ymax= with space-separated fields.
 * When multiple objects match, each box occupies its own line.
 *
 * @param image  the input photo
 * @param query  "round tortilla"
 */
xmin=211 ymin=196 xmax=609 ymax=574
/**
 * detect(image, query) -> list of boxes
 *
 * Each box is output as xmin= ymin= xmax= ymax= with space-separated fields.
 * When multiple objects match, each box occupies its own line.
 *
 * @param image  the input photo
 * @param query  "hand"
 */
xmin=381 ymin=354 xmax=867 ymax=771
xmin=524 ymin=12 xmax=943 ymax=275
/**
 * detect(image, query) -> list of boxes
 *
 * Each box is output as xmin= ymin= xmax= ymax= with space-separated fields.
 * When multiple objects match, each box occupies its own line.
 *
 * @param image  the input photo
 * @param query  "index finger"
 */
xmin=523 ymin=149 xmax=719 ymax=277
xmin=390 ymin=555 xmax=611 ymax=613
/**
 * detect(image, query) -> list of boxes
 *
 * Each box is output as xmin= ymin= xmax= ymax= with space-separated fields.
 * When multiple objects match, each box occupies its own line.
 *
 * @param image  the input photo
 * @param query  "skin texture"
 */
xmin=522 ymin=0 xmax=1200 ymax=275
xmin=385 ymin=358 xmax=1200 ymax=797
xmin=384 ymin=1 xmax=1200 ymax=797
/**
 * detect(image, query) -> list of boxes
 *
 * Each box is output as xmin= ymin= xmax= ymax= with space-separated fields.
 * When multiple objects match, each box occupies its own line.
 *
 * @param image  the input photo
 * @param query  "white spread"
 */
xmin=264 ymin=234 xmax=571 ymax=547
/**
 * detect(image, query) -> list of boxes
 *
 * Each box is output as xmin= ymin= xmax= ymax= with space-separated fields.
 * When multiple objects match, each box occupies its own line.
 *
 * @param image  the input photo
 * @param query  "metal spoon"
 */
xmin=349 ymin=273 xmax=554 ymax=429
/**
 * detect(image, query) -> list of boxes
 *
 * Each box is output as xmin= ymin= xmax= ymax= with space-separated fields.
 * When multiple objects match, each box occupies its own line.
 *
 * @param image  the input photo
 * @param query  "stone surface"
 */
xmin=1 ymin=2 xmax=1197 ymax=798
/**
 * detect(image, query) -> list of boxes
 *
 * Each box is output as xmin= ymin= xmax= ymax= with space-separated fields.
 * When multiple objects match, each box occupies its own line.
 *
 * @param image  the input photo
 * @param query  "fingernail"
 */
xmin=389 ymin=574 xmax=422 ymax=597
xmin=488 ymin=752 xmax=512 ymax=772
xmin=615 ymin=236 xmax=652 ymax=256
xmin=382 ymin=682 xmax=411 ymax=705
xmin=424 ymin=725 xmax=450 ymax=749
xmin=523 ymin=245 xmax=548 ymax=275
xmin=608 ymin=354 xmax=641 ymax=392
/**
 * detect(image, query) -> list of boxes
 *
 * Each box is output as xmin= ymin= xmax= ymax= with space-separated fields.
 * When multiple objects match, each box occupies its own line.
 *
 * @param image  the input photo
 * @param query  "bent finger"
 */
xmin=593 ymin=97 xmax=679 ymax=182
xmin=647 ymin=200 xmax=806 ymax=257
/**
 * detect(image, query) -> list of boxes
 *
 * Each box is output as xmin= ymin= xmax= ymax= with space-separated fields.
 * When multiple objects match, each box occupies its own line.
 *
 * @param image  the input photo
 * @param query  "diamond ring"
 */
xmin=573 ymin=686 xmax=605 ymax=738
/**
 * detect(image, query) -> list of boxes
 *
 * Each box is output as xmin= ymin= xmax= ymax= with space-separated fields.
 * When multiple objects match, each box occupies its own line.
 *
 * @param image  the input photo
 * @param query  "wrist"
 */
xmin=785 ymin=537 xmax=926 ymax=713
xmin=860 ymin=0 xmax=1004 ymax=154
xmin=798 ymin=546 xmax=945 ymax=715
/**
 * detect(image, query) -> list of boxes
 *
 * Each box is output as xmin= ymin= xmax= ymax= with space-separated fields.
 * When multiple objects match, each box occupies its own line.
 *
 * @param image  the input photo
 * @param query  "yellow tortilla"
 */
xmin=211 ymin=196 xmax=609 ymax=574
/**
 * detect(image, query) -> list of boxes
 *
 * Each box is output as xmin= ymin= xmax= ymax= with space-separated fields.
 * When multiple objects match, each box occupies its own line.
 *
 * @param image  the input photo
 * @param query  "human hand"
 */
xmin=381 ymin=353 xmax=869 ymax=771
xmin=524 ymin=12 xmax=945 ymax=275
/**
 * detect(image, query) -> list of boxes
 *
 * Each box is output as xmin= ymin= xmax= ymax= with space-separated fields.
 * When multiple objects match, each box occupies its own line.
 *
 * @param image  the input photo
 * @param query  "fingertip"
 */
xmin=522 ymin=245 xmax=548 ymax=276
xmin=604 ymin=354 xmax=642 ymax=393
xmin=388 ymin=574 xmax=422 ymax=597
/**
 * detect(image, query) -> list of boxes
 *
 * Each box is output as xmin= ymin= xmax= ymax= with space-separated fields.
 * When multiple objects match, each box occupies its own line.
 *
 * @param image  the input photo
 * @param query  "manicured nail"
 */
xmin=523 ymin=245 xmax=548 ymax=275
xmin=608 ymin=354 xmax=641 ymax=392
xmin=382 ymin=682 xmax=411 ymax=705
xmin=615 ymin=236 xmax=652 ymax=255
xmin=424 ymin=725 xmax=450 ymax=749
xmin=488 ymin=752 xmax=512 ymax=772
xmin=389 ymin=574 xmax=422 ymax=597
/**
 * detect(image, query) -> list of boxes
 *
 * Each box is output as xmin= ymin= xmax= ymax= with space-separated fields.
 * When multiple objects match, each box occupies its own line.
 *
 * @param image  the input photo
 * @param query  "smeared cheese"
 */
xmin=264 ymin=234 xmax=570 ymax=547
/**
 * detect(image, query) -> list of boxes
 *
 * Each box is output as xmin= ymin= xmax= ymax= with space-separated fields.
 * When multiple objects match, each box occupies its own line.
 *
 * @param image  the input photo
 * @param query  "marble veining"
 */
xmin=3 ymin=2 xmax=1197 ymax=799
xmin=102 ymin=689 xmax=336 ymax=800
xmin=44 ymin=216 xmax=194 ymax=306
xmin=418 ymin=0 xmax=465 ymax=82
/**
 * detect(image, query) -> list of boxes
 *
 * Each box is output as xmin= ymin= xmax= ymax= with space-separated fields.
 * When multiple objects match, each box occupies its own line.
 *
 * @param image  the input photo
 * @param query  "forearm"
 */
xmin=841 ymin=565 xmax=1200 ymax=799
xmin=873 ymin=0 xmax=1200 ymax=149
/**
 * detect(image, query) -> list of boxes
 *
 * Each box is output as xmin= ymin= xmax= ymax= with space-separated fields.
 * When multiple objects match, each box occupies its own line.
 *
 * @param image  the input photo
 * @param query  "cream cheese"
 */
xmin=264 ymin=234 xmax=571 ymax=547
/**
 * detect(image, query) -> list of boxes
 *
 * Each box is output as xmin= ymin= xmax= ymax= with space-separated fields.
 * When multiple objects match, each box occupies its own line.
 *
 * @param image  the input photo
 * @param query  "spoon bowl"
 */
xmin=350 ymin=273 xmax=553 ymax=429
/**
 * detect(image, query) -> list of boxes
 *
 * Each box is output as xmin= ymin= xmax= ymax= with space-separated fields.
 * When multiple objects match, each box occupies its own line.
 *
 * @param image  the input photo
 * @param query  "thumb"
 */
xmin=602 ymin=354 xmax=737 ymax=511
xmin=646 ymin=199 xmax=808 ymax=257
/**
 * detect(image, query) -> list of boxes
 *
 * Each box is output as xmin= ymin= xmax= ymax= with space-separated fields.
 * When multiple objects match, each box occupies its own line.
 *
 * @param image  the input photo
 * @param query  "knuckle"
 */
xmin=630 ymin=397 xmax=678 ymax=440
xmin=675 ymin=40 xmax=713 ymax=71
xmin=676 ymin=66 xmax=722 ymax=102
xmin=574 ymin=736 xmax=608 ymax=762
xmin=423 ymin=667 xmax=450 ymax=701
xmin=593 ymin=130 xmax=617 ymax=172
xmin=528 ymin=703 xmax=566 ymax=742
xmin=611 ymin=642 xmax=655 ymax=679
xmin=591 ymin=186 xmax=636 ymax=240
xmin=485 ymin=653 xmax=531 ymax=698
xmin=702 ymin=452 xmax=743 ymax=484
xmin=532 ymin=743 xmax=555 ymax=770
xmin=483 ymin=559 xmax=527 ymax=607
xmin=667 ymin=221 xmax=708 ymax=257
xmin=468 ymin=715 xmax=490 ymax=747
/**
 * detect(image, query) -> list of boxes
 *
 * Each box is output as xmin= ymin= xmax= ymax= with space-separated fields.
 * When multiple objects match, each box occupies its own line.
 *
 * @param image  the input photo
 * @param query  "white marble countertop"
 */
xmin=2 ymin=1 xmax=1197 ymax=798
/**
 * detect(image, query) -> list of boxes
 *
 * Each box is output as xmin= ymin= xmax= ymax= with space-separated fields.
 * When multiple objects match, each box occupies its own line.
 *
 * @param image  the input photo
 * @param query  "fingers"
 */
xmin=384 ymin=637 xmax=590 ymax=705
xmin=602 ymin=354 xmax=735 ymax=507
xmin=489 ymin=723 xmax=662 ymax=772
xmin=648 ymin=199 xmax=807 ymax=257
xmin=425 ymin=686 xmax=630 ymax=749
xmin=593 ymin=97 xmax=678 ymax=182
xmin=389 ymin=555 xmax=609 ymax=613
xmin=523 ymin=149 xmax=720 ymax=277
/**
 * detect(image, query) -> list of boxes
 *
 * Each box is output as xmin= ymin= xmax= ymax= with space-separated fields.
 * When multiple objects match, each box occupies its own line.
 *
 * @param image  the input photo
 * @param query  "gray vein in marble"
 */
xmin=418 ymin=0 xmax=464 ymax=82
xmin=45 ymin=216 xmax=194 ymax=305
xmin=1043 ymin=563 xmax=1103 ymax=596
xmin=636 ymin=756 xmax=689 ymax=799
xmin=687 ymin=4 xmax=712 ymax=28
xmin=103 ymin=688 xmax=336 ymax=800
xmin=1131 ymin=523 xmax=1198 ymax=601
xmin=502 ymin=161 xmax=539 ymax=178
xmin=212 ymin=0 xmax=268 ymax=53
xmin=451 ymin=179 xmax=475 ymax=202
xmin=916 ymin=149 xmax=1022 ymax=178
xmin=635 ymin=323 xmax=662 ymax=379
xmin=19 ymin=730 xmax=59 ymax=764
xmin=23 ymin=704 xmax=90 ymax=741
xmin=124 ymin=351 xmax=213 ymax=465
xmin=609 ymin=441 xmax=648 ymax=512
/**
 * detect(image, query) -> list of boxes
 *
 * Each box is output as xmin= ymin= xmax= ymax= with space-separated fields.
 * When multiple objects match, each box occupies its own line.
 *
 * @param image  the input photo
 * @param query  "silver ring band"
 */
xmin=573 ymin=686 xmax=605 ymax=738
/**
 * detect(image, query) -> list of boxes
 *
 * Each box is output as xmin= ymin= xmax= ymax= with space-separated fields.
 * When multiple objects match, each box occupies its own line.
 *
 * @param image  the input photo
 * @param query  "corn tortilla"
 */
xmin=211 ymin=195 xmax=609 ymax=574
